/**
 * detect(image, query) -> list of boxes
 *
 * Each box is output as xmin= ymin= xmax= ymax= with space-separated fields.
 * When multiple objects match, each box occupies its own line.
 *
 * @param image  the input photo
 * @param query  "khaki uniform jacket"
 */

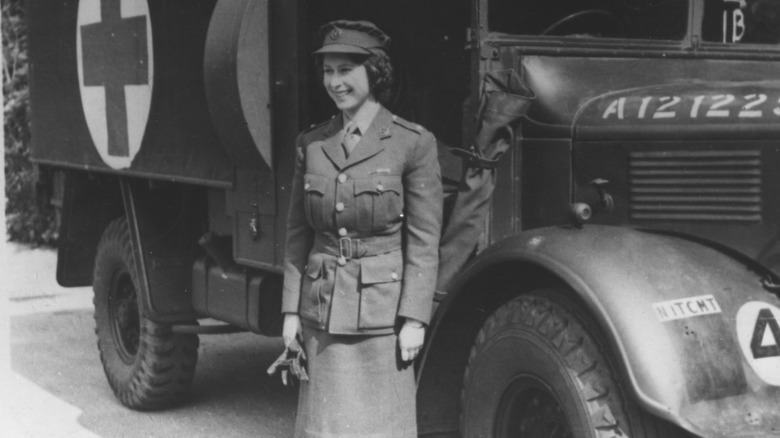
xmin=282 ymin=106 xmax=443 ymax=335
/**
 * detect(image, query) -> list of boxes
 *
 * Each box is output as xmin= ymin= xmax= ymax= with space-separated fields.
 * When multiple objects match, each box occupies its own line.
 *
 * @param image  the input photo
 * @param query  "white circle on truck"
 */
xmin=736 ymin=301 xmax=780 ymax=386
xmin=76 ymin=0 xmax=153 ymax=170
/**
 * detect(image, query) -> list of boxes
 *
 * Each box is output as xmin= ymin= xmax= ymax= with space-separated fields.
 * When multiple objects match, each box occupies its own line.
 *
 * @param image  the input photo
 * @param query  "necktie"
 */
xmin=342 ymin=122 xmax=360 ymax=156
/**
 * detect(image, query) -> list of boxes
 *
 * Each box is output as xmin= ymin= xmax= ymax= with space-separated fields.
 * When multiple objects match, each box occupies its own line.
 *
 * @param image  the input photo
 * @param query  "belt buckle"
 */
xmin=338 ymin=237 xmax=353 ymax=260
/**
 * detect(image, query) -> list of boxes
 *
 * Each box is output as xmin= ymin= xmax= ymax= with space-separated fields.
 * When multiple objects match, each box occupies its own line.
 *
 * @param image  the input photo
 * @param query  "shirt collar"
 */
xmin=343 ymin=100 xmax=381 ymax=134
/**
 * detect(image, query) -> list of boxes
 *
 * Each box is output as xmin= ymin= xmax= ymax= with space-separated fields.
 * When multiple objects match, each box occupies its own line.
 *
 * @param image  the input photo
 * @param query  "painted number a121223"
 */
xmin=602 ymin=93 xmax=780 ymax=121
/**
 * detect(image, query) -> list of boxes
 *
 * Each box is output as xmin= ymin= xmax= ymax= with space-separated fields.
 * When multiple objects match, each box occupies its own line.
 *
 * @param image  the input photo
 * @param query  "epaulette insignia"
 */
xmin=303 ymin=118 xmax=330 ymax=134
xmin=391 ymin=115 xmax=424 ymax=134
xmin=323 ymin=114 xmax=341 ymax=136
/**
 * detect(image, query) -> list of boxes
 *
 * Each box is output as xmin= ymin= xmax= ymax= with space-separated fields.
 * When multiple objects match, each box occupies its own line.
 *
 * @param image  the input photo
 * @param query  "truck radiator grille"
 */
xmin=629 ymin=150 xmax=762 ymax=223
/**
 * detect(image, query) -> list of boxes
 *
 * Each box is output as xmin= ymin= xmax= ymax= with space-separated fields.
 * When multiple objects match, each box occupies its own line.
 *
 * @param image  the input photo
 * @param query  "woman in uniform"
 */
xmin=281 ymin=20 xmax=443 ymax=437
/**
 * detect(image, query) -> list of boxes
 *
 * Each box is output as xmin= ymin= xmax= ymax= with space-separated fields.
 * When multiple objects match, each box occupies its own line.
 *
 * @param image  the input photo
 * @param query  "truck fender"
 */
xmin=423 ymin=225 xmax=780 ymax=436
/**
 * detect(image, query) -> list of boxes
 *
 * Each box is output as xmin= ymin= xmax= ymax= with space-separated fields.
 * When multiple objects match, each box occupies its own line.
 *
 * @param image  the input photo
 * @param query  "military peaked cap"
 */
xmin=313 ymin=20 xmax=391 ymax=55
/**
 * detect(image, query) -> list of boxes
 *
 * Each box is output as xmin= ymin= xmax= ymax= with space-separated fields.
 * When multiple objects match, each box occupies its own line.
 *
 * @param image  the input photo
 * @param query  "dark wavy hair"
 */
xmin=362 ymin=48 xmax=394 ymax=103
xmin=315 ymin=49 xmax=394 ymax=104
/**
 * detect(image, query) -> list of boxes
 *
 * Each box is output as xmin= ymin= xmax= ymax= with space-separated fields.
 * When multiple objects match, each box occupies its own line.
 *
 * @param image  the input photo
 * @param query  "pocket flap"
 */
xmin=375 ymin=175 xmax=402 ymax=195
xmin=303 ymin=173 xmax=329 ymax=195
xmin=354 ymin=178 xmax=378 ymax=196
xmin=305 ymin=254 xmax=324 ymax=279
xmin=354 ymin=175 xmax=402 ymax=196
xmin=360 ymin=252 xmax=403 ymax=284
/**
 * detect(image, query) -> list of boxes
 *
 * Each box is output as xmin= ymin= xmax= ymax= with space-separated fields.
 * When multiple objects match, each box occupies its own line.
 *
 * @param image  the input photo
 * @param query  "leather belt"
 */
xmin=313 ymin=232 xmax=402 ymax=261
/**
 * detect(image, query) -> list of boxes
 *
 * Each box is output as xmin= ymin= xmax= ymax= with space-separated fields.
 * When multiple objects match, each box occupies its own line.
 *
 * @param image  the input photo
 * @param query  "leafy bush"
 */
xmin=3 ymin=0 xmax=57 ymax=245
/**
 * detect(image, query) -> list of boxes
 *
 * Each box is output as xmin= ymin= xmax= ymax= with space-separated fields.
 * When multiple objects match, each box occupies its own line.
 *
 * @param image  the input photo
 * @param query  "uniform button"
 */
xmin=391 ymin=272 xmax=398 ymax=280
xmin=376 ymin=183 xmax=384 ymax=191
xmin=304 ymin=182 xmax=310 ymax=190
xmin=337 ymin=256 xmax=347 ymax=266
xmin=335 ymin=202 xmax=345 ymax=212
xmin=338 ymin=227 xmax=348 ymax=236
xmin=338 ymin=174 xmax=347 ymax=183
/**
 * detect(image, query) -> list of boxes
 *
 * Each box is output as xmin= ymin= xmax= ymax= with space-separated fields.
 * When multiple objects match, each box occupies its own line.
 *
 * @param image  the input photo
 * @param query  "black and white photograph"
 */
xmin=3 ymin=0 xmax=780 ymax=437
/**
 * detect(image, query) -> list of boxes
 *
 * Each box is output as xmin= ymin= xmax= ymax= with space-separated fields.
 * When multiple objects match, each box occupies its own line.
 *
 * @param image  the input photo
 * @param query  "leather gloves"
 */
xmin=268 ymin=313 xmax=308 ymax=386
xmin=267 ymin=336 xmax=309 ymax=386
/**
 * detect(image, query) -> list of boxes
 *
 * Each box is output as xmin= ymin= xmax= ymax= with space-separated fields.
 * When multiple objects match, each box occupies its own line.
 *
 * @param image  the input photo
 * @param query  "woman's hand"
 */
xmin=283 ymin=313 xmax=302 ymax=347
xmin=399 ymin=318 xmax=426 ymax=362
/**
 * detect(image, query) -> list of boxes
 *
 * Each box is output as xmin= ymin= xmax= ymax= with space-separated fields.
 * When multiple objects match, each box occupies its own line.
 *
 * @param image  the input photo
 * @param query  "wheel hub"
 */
xmin=109 ymin=271 xmax=140 ymax=362
xmin=495 ymin=375 xmax=573 ymax=438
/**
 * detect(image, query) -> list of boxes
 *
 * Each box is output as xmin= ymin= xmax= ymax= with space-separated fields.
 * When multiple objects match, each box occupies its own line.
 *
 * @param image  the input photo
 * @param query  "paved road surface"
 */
xmin=2 ymin=242 xmax=297 ymax=437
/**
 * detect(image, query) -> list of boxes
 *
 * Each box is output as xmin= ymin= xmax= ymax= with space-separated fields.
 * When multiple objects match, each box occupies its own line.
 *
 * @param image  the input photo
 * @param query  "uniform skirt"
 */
xmin=294 ymin=326 xmax=417 ymax=438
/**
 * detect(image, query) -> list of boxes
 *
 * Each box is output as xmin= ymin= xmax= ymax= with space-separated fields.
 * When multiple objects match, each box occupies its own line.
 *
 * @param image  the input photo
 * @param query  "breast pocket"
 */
xmin=353 ymin=175 xmax=403 ymax=232
xmin=303 ymin=173 xmax=330 ymax=229
xmin=358 ymin=251 xmax=403 ymax=330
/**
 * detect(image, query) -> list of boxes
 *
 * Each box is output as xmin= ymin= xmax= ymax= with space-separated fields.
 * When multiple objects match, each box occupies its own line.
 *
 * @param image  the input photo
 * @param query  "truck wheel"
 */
xmin=93 ymin=218 xmax=199 ymax=410
xmin=461 ymin=289 xmax=679 ymax=438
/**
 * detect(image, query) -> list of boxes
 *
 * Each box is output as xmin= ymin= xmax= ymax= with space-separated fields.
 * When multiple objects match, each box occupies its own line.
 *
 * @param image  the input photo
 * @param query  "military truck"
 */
xmin=29 ymin=0 xmax=780 ymax=436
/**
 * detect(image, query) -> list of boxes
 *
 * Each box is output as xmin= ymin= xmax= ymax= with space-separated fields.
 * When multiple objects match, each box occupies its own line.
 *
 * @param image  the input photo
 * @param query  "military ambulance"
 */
xmin=28 ymin=0 xmax=780 ymax=436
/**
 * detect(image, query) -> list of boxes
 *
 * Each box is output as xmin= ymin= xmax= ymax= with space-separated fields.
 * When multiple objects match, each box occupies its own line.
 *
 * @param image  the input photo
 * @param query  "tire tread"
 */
xmin=460 ymin=291 xmax=684 ymax=438
xmin=93 ymin=218 xmax=199 ymax=411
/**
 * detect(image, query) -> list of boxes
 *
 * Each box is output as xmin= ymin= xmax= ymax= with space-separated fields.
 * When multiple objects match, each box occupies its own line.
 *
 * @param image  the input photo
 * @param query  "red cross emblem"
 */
xmin=77 ymin=0 xmax=153 ymax=169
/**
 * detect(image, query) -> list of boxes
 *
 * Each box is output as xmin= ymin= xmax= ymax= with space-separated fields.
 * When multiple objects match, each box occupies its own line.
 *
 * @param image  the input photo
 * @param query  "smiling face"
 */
xmin=322 ymin=53 xmax=374 ymax=118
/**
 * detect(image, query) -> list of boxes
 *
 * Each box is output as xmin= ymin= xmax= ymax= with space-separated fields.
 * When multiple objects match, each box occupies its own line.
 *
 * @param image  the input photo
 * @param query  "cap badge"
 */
xmin=329 ymin=28 xmax=341 ymax=41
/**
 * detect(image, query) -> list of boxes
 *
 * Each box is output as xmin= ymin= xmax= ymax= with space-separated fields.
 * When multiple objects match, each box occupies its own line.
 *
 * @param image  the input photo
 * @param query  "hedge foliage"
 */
xmin=3 ymin=0 xmax=57 ymax=245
